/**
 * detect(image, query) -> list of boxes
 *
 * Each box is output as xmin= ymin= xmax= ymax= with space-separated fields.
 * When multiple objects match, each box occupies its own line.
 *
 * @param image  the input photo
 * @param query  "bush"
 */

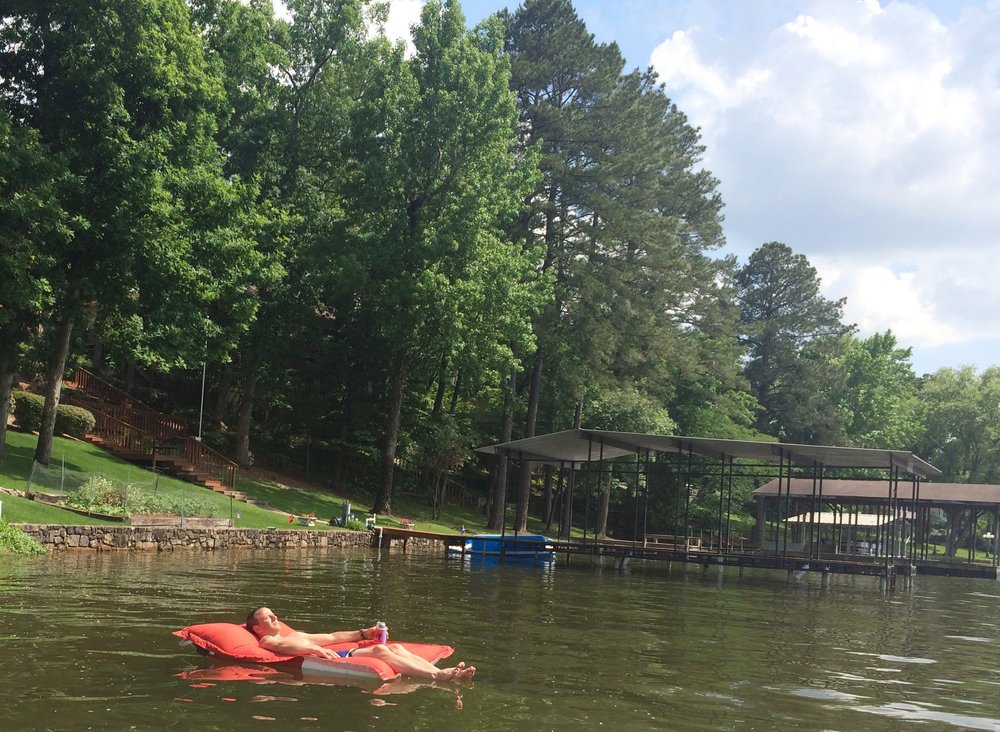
xmin=0 ymin=519 xmax=48 ymax=556
xmin=12 ymin=391 xmax=96 ymax=437
xmin=344 ymin=517 xmax=367 ymax=531
xmin=55 ymin=403 xmax=95 ymax=438
xmin=12 ymin=390 xmax=43 ymax=432
xmin=65 ymin=475 xmax=215 ymax=518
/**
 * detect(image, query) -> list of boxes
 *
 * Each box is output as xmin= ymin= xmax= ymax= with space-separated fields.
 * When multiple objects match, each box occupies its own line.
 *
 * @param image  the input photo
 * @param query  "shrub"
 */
xmin=55 ymin=403 xmax=95 ymax=438
xmin=0 ymin=519 xmax=48 ymax=556
xmin=11 ymin=391 xmax=96 ymax=437
xmin=66 ymin=476 xmax=128 ymax=516
xmin=12 ymin=390 xmax=43 ymax=432
xmin=65 ymin=475 xmax=215 ymax=518
xmin=344 ymin=517 xmax=367 ymax=531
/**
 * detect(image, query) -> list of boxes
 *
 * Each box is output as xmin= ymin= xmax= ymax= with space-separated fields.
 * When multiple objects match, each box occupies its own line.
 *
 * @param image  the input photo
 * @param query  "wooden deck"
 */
xmin=367 ymin=528 xmax=1000 ymax=586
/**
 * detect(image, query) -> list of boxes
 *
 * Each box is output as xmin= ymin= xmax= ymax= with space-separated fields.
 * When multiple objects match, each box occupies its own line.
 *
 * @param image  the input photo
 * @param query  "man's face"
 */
xmin=253 ymin=607 xmax=281 ymax=637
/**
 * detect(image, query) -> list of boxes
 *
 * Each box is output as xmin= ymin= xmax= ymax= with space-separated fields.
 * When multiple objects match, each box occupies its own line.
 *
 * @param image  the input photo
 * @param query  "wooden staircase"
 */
xmin=64 ymin=368 xmax=269 ymax=507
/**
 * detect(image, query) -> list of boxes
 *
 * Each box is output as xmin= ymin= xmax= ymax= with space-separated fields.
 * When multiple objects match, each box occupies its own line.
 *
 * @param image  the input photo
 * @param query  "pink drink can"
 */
xmin=374 ymin=621 xmax=388 ymax=644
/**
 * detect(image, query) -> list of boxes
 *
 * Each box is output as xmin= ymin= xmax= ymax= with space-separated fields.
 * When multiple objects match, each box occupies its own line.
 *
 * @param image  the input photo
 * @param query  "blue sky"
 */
xmin=383 ymin=1 xmax=1000 ymax=376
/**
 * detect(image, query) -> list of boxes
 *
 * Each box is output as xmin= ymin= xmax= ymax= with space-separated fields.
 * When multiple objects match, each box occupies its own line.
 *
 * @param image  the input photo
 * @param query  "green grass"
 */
xmin=0 ymin=430 xmax=311 ymax=528
xmin=0 ymin=430 xmax=512 ymax=534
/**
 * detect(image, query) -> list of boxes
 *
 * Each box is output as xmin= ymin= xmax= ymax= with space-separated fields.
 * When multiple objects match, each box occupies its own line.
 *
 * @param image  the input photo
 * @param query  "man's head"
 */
xmin=246 ymin=606 xmax=280 ymax=638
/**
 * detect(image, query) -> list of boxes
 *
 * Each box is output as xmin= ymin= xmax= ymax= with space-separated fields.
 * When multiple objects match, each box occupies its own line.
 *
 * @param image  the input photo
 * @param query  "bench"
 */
xmin=643 ymin=534 xmax=702 ymax=550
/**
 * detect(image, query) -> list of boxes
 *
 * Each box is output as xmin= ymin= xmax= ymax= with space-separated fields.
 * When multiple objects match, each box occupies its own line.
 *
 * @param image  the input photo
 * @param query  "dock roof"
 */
xmin=476 ymin=429 xmax=940 ymax=478
xmin=756 ymin=478 xmax=1000 ymax=506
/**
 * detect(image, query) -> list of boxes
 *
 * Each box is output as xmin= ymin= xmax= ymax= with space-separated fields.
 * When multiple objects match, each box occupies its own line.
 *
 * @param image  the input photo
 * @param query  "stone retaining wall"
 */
xmin=17 ymin=524 xmax=378 ymax=552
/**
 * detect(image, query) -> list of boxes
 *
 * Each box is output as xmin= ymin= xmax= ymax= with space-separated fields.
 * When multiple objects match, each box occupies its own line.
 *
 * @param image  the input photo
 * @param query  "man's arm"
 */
xmin=259 ymin=633 xmax=340 ymax=660
xmin=295 ymin=629 xmax=366 ymax=645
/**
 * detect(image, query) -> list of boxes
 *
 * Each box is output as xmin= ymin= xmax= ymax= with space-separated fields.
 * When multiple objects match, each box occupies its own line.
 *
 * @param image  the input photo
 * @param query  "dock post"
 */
xmin=821 ymin=570 xmax=831 ymax=589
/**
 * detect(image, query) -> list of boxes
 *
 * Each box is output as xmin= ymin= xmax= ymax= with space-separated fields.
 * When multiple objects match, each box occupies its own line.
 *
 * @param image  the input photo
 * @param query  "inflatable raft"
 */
xmin=173 ymin=622 xmax=453 ymax=683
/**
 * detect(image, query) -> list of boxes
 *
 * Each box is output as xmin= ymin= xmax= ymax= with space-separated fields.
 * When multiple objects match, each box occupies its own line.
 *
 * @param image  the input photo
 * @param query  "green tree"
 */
xmin=917 ymin=366 xmax=1000 ymax=483
xmin=0 ymin=114 xmax=71 ymax=459
xmin=335 ymin=1 xmax=539 ymax=515
xmin=735 ymin=242 xmax=854 ymax=442
xmin=1 ymin=0 xmax=263 ymax=465
xmin=498 ymin=0 xmax=729 ymax=530
xmin=836 ymin=330 xmax=921 ymax=449
xmin=192 ymin=0 xmax=366 ymax=468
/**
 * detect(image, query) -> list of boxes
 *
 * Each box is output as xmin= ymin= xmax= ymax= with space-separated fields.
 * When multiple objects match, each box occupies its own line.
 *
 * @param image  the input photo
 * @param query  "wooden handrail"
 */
xmin=67 ymin=368 xmax=238 ymax=487
xmin=67 ymin=368 xmax=186 ymax=435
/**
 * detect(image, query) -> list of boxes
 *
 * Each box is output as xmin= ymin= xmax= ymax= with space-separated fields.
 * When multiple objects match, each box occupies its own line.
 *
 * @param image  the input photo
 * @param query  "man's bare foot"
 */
xmin=435 ymin=663 xmax=477 ymax=681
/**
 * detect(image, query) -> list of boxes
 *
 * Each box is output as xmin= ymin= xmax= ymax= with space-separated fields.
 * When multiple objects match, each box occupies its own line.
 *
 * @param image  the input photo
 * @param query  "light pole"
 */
xmin=197 ymin=347 xmax=207 ymax=441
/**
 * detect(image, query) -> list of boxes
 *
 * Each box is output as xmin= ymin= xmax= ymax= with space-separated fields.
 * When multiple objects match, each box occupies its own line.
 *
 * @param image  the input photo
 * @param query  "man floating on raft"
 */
xmin=244 ymin=607 xmax=476 ymax=682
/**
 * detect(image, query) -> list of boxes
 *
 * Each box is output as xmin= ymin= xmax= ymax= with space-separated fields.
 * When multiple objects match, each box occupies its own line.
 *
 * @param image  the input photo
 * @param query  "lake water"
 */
xmin=2 ymin=548 xmax=1000 ymax=731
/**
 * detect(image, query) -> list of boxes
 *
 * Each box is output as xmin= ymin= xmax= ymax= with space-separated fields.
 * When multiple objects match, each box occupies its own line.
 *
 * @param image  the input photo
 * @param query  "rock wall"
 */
xmin=17 ymin=524 xmax=378 ymax=551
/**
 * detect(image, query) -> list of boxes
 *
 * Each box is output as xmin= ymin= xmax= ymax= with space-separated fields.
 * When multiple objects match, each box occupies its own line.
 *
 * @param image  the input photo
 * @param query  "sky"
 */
xmin=379 ymin=0 xmax=1000 ymax=375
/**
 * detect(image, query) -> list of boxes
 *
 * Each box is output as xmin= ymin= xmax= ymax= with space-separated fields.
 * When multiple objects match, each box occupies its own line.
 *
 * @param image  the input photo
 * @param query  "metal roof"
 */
xmin=476 ymin=429 xmax=941 ymax=478
xmin=755 ymin=479 xmax=1000 ymax=505
xmin=785 ymin=511 xmax=913 ymax=527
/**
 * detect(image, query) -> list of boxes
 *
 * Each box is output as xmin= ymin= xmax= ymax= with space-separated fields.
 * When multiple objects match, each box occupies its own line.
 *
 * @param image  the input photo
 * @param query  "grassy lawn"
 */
xmin=0 ymin=430 xmax=510 ymax=534
xmin=0 ymin=430 xmax=323 ymax=528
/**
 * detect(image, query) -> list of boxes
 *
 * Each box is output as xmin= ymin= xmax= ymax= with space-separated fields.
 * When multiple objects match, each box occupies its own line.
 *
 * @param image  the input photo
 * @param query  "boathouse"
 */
xmin=477 ymin=429 xmax=969 ymax=583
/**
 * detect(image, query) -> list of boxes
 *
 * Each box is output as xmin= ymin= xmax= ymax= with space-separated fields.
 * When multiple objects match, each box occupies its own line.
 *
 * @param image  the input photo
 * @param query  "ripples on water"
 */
xmin=2 ymin=550 xmax=1000 ymax=731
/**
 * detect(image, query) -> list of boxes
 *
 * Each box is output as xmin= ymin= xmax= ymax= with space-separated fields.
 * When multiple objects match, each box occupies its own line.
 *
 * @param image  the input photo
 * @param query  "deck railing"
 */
xmin=66 ymin=368 xmax=238 ymax=488
xmin=67 ymin=368 xmax=187 ymax=436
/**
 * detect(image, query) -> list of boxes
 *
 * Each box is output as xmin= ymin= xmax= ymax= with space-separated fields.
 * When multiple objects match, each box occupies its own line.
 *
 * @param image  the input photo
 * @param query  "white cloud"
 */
xmin=383 ymin=0 xmax=423 ymax=51
xmin=650 ymin=0 xmax=1000 ymax=372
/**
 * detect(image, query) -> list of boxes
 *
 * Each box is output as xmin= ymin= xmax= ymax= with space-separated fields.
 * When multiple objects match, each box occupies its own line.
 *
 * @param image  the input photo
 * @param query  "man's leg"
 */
xmin=351 ymin=645 xmax=475 ymax=680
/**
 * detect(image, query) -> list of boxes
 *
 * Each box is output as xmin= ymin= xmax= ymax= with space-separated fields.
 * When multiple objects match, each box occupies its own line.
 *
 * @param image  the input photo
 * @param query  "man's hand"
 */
xmin=312 ymin=646 xmax=340 ymax=660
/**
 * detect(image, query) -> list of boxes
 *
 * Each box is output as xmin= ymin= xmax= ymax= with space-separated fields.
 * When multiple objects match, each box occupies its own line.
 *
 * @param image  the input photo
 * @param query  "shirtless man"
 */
xmin=245 ymin=607 xmax=476 ymax=682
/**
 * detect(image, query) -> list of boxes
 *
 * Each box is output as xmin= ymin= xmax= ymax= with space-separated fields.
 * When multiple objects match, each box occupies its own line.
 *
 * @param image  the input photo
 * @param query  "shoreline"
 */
xmin=15 ymin=524 xmax=444 ymax=552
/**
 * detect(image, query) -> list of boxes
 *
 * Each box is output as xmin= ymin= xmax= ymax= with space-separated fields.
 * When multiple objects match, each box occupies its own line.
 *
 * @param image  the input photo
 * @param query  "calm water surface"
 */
xmin=1 ymin=548 xmax=1000 ymax=731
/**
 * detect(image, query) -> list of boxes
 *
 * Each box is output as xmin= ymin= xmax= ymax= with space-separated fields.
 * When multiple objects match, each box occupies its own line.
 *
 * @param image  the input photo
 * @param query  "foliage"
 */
xmin=11 ymin=391 xmax=95 ymax=438
xmin=1 ymin=0 xmax=266 ymax=465
xmin=735 ymin=242 xmax=854 ymax=441
xmin=835 ymin=331 xmax=921 ymax=449
xmin=915 ymin=366 xmax=1000 ymax=483
xmin=344 ymin=517 xmax=367 ymax=532
xmin=497 ymin=0 xmax=731 ymax=531
xmin=0 ymin=518 xmax=48 ymax=556
xmin=64 ymin=475 xmax=214 ymax=517
xmin=54 ymin=404 xmax=95 ymax=439
xmin=11 ymin=391 xmax=43 ymax=432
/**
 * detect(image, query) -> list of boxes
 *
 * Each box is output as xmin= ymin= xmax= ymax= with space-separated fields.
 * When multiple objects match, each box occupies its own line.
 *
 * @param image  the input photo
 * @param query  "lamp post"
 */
xmin=197 ymin=341 xmax=207 ymax=441
xmin=984 ymin=531 xmax=995 ymax=558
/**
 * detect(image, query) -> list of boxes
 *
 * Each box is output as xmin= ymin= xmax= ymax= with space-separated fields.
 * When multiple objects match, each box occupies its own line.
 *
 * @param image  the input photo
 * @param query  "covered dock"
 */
xmin=754 ymin=478 xmax=1000 ymax=574
xmin=477 ymin=429 xmax=946 ymax=588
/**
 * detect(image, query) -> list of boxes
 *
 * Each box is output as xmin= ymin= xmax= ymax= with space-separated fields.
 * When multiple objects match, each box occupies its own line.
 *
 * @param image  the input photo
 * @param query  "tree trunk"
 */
xmin=420 ymin=357 xmax=449 ymax=495
xmin=234 ymin=373 xmax=258 ymax=468
xmin=332 ymin=385 xmax=354 ymax=486
xmin=0 ymin=343 xmax=15 ymax=461
xmin=213 ymin=361 xmax=233 ymax=427
xmin=542 ymin=464 xmax=554 ymax=526
xmin=488 ymin=368 xmax=516 ymax=529
xmin=596 ymin=473 xmax=611 ymax=538
xmin=944 ymin=506 xmax=963 ymax=557
xmin=34 ymin=296 xmax=78 ymax=466
xmin=514 ymin=350 xmax=544 ymax=532
xmin=373 ymin=349 xmax=407 ymax=515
